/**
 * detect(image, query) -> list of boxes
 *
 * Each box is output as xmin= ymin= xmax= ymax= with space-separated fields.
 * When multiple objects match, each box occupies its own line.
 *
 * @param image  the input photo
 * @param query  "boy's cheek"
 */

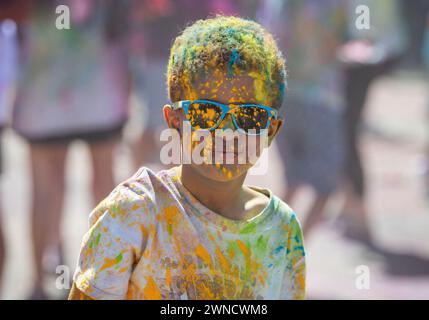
xmin=174 ymin=115 xmax=189 ymax=134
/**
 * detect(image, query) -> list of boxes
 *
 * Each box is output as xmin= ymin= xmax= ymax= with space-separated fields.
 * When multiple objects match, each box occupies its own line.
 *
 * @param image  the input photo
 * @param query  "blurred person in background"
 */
xmin=400 ymin=0 xmax=429 ymax=69
xmin=258 ymin=0 xmax=348 ymax=238
xmin=336 ymin=0 xmax=406 ymax=242
xmin=408 ymin=5 xmax=429 ymax=194
xmin=423 ymin=12 xmax=429 ymax=69
xmin=128 ymin=0 xmax=209 ymax=169
xmin=0 ymin=0 xmax=24 ymax=298
xmin=423 ymin=12 xmax=429 ymax=194
xmin=128 ymin=0 xmax=252 ymax=170
xmin=11 ymin=0 xmax=130 ymax=299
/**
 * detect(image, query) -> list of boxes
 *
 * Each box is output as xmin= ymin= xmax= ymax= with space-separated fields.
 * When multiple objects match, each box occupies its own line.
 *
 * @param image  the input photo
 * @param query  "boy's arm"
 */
xmin=281 ymin=212 xmax=306 ymax=300
xmin=72 ymin=181 xmax=154 ymax=300
xmin=68 ymin=283 xmax=94 ymax=300
xmin=291 ymin=215 xmax=306 ymax=299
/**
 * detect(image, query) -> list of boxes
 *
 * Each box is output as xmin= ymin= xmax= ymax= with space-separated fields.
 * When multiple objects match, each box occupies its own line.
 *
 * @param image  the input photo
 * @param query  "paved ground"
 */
xmin=1 ymin=71 xmax=429 ymax=299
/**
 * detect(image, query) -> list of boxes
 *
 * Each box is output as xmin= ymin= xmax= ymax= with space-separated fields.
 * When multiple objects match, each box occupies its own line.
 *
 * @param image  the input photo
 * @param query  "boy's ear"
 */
xmin=267 ymin=117 xmax=284 ymax=145
xmin=163 ymin=104 xmax=182 ymax=131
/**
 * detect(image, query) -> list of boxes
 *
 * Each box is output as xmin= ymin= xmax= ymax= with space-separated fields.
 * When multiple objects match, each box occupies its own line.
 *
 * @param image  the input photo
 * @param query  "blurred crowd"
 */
xmin=0 ymin=0 xmax=428 ymax=299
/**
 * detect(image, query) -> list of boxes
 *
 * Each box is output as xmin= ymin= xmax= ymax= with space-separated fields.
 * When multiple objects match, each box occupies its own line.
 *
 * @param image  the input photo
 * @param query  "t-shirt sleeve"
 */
xmin=281 ymin=212 xmax=306 ymax=300
xmin=73 ymin=183 xmax=154 ymax=300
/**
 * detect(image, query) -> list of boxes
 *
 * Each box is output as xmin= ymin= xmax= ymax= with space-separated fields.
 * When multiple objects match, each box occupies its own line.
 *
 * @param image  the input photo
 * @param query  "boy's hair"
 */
xmin=167 ymin=15 xmax=287 ymax=109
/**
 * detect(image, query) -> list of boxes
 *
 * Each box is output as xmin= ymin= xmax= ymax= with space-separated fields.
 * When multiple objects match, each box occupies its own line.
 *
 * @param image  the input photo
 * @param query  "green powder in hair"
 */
xmin=167 ymin=15 xmax=287 ymax=108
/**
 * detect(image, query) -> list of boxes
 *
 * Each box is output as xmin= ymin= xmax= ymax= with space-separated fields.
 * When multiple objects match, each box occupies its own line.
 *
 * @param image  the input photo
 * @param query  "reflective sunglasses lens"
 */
xmin=234 ymin=106 xmax=270 ymax=134
xmin=187 ymin=102 xmax=223 ymax=130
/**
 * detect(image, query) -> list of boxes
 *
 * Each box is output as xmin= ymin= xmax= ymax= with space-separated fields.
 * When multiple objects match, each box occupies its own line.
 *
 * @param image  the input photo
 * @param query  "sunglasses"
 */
xmin=172 ymin=100 xmax=278 ymax=135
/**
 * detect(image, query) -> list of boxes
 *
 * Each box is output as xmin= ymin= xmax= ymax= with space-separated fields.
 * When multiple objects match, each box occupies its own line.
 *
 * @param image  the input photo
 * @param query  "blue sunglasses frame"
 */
xmin=172 ymin=99 xmax=278 ymax=135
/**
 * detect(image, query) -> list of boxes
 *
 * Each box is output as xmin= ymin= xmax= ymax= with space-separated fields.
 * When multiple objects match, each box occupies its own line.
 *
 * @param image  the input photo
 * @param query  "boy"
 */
xmin=69 ymin=15 xmax=305 ymax=300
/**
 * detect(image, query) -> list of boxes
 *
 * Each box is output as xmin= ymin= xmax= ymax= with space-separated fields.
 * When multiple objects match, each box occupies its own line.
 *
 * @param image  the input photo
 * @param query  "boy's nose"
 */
xmin=217 ymin=114 xmax=236 ymax=131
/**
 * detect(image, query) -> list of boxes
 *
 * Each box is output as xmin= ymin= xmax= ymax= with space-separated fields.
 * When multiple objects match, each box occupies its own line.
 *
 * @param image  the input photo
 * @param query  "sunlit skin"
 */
xmin=162 ymin=67 xmax=283 ymax=223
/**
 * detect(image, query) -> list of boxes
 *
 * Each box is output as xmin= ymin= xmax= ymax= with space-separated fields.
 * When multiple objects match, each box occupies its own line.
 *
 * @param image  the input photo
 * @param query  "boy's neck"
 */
xmin=179 ymin=165 xmax=247 ymax=218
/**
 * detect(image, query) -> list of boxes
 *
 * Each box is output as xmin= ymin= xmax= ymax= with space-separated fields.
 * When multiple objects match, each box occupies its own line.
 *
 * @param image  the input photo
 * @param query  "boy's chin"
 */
xmin=192 ymin=163 xmax=251 ymax=182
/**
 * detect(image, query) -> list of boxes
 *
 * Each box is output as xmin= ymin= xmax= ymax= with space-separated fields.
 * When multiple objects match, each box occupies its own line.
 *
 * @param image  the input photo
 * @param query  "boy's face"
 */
xmin=164 ymin=68 xmax=283 ymax=182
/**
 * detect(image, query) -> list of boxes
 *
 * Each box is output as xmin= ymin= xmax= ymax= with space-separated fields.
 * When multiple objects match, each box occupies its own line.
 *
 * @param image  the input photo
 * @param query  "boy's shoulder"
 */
xmin=270 ymin=195 xmax=305 ymax=254
xmin=271 ymin=194 xmax=302 ymax=229
xmin=88 ymin=167 xmax=169 ymax=227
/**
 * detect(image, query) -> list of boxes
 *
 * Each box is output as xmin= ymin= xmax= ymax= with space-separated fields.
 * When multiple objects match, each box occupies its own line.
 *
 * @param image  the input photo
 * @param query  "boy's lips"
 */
xmin=222 ymin=150 xmax=238 ymax=155
xmin=212 ymin=149 xmax=245 ymax=164
xmin=213 ymin=148 xmax=241 ymax=156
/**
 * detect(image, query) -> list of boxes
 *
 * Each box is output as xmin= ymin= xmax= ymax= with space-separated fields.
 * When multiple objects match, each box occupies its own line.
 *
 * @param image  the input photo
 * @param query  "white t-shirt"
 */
xmin=74 ymin=167 xmax=306 ymax=300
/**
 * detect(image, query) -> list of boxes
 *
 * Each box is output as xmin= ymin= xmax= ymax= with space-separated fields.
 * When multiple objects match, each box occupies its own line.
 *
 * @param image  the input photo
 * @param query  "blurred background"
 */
xmin=0 ymin=0 xmax=429 ymax=299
